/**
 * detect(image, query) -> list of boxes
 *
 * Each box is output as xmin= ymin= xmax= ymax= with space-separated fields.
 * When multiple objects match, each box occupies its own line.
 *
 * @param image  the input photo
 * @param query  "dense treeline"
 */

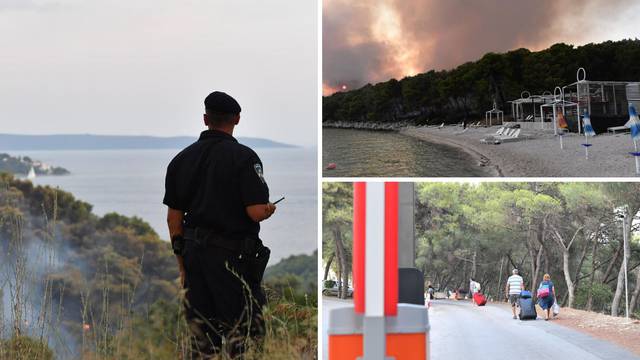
xmin=322 ymin=182 xmax=640 ymax=318
xmin=323 ymin=39 xmax=640 ymax=125
xmin=0 ymin=173 xmax=317 ymax=358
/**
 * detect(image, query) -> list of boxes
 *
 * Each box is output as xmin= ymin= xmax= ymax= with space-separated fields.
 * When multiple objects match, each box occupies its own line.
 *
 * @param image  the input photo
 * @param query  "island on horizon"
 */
xmin=0 ymin=133 xmax=297 ymax=151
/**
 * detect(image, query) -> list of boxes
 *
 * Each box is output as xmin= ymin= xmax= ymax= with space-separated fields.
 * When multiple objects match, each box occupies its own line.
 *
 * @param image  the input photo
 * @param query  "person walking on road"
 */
xmin=537 ymin=274 xmax=556 ymax=321
xmin=469 ymin=278 xmax=480 ymax=304
xmin=506 ymin=269 xmax=524 ymax=319
xmin=426 ymin=284 xmax=435 ymax=300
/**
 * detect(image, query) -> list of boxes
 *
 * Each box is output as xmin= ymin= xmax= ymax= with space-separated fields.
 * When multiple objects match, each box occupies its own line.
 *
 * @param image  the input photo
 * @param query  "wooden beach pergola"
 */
xmin=540 ymin=87 xmax=579 ymax=135
xmin=509 ymin=91 xmax=555 ymax=129
xmin=485 ymin=101 xmax=504 ymax=126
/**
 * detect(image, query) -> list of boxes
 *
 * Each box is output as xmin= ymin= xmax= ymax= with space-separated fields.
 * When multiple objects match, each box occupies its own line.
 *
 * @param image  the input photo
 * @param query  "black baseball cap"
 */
xmin=204 ymin=91 xmax=241 ymax=114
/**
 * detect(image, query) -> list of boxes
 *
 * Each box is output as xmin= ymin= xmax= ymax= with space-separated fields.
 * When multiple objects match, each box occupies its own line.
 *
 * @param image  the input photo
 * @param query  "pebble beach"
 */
xmin=401 ymin=125 xmax=640 ymax=177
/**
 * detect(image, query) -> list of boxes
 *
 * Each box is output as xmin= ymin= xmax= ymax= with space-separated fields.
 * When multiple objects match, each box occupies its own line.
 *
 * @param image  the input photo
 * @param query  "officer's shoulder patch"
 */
xmin=253 ymin=163 xmax=266 ymax=183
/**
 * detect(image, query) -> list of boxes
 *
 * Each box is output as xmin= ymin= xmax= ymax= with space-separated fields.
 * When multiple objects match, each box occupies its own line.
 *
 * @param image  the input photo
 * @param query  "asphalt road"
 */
xmin=323 ymin=297 xmax=640 ymax=360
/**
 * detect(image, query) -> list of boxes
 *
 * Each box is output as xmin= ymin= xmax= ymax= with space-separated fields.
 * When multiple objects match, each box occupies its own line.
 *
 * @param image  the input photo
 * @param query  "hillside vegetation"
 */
xmin=323 ymin=39 xmax=640 ymax=125
xmin=0 ymin=172 xmax=316 ymax=359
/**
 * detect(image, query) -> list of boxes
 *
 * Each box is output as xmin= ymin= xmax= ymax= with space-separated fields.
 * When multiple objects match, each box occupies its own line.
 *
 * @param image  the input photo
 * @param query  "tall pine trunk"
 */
xmin=629 ymin=266 xmax=640 ymax=314
xmin=324 ymin=252 xmax=334 ymax=281
xmin=334 ymin=228 xmax=350 ymax=299
xmin=585 ymin=238 xmax=599 ymax=311
xmin=611 ymin=214 xmax=631 ymax=317
xmin=562 ymin=249 xmax=575 ymax=308
xmin=548 ymin=220 xmax=582 ymax=309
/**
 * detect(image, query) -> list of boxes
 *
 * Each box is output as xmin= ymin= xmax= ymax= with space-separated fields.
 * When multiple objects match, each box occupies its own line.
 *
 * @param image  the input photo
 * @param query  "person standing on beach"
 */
xmin=505 ymin=269 xmax=524 ymax=319
xmin=163 ymin=91 xmax=276 ymax=358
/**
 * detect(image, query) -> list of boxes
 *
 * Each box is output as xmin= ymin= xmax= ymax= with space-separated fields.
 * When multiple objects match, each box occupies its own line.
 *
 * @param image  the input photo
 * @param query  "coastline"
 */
xmin=323 ymin=126 xmax=496 ymax=177
xmin=400 ymin=125 xmax=640 ymax=177
xmin=399 ymin=127 xmax=503 ymax=177
xmin=323 ymin=121 xmax=410 ymax=131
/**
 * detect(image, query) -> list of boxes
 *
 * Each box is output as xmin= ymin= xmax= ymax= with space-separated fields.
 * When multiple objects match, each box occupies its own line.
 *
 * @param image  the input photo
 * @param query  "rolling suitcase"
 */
xmin=473 ymin=292 xmax=487 ymax=306
xmin=518 ymin=296 xmax=537 ymax=320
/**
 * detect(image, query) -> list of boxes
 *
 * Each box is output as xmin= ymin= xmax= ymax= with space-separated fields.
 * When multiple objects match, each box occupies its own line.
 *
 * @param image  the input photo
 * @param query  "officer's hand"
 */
xmin=265 ymin=203 xmax=276 ymax=218
xmin=246 ymin=203 xmax=276 ymax=222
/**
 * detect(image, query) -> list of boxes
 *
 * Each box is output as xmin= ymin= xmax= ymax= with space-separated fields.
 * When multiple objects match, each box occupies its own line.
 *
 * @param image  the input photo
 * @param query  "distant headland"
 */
xmin=0 ymin=134 xmax=296 ymax=151
xmin=0 ymin=153 xmax=70 ymax=176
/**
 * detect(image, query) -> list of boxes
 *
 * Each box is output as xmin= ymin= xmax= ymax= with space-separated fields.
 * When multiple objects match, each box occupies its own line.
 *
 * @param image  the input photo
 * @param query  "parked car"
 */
xmin=322 ymin=281 xmax=353 ymax=298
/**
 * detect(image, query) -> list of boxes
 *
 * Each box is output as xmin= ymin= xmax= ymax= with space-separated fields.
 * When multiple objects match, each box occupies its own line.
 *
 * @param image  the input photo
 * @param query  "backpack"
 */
xmin=537 ymin=283 xmax=550 ymax=298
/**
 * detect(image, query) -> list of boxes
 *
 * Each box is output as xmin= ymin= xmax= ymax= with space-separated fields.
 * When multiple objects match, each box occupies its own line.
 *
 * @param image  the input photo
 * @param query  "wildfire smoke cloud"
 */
xmin=323 ymin=0 xmax=640 ymax=95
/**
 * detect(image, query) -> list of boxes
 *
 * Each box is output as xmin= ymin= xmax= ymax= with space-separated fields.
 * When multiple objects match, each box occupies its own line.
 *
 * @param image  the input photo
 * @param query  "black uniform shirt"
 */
xmin=163 ymin=130 xmax=269 ymax=239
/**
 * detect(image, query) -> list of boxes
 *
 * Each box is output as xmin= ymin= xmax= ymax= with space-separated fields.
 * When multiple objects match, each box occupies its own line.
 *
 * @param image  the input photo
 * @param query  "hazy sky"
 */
xmin=324 ymin=0 xmax=640 ymax=95
xmin=0 ymin=0 xmax=317 ymax=146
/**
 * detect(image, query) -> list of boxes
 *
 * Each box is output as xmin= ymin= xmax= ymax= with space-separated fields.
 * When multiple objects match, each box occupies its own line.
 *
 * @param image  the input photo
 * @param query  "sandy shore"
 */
xmin=401 ymin=125 xmax=640 ymax=177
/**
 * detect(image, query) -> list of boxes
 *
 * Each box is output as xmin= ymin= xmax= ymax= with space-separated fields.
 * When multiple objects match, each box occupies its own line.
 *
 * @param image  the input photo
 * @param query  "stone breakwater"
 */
xmin=322 ymin=121 xmax=411 ymax=131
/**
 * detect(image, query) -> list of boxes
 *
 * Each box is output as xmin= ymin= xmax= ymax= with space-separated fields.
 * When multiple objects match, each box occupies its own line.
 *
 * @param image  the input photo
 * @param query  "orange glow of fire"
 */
xmin=323 ymin=83 xmax=348 ymax=96
xmin=370 ymin=2 xmax=420 ymax=79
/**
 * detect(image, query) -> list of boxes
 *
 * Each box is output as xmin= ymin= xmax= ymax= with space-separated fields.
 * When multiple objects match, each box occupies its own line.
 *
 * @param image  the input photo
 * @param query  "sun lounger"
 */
xmin=438 ymin=123 xmax=444 ymax=129
xmin=494 ymin=127 xmax=505 ymax=136
xmin=607 ymin=125 xmax=628 ymax=134
xmin=498 ymin=129 xmax=521 ymax=142
xmin=454 ymin=128 xmax=469 ymax=135
xmin=481 ymin=128 xmax=522 ymax=144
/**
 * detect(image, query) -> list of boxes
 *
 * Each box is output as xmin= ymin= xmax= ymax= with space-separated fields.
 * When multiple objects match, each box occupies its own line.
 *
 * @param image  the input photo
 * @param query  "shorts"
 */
xmin=508 ymin=294 xmax=519 ymax=306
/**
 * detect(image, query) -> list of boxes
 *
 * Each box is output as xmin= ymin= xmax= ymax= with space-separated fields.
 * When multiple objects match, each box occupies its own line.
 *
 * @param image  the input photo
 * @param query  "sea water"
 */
xmin=323 ymin=128 xmax=490 ymax=177
xmin=8 ymin=147 xmax=317 ymax=264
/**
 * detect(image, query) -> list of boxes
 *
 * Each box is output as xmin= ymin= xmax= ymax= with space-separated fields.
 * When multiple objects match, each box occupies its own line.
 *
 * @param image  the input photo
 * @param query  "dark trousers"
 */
xmin=182 ymin=240 xmax=266 ymax=358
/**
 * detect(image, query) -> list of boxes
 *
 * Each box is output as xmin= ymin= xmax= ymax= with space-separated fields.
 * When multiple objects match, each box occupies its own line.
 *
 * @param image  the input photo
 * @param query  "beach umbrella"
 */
xmin=627 ymin=104 xmax=640 ymax=174
xmin=557 ymin=110 xmax=568 ymax=149
xmin=581 ymin=111 xmax=595 ymax=159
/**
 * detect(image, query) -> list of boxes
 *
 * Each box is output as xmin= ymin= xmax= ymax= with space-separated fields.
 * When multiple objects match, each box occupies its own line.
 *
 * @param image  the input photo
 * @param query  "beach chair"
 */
xmin=438 ymin=123 xmax=444 ymax=129
xmin=495 ymin=129 xmax=521 ymax=143
xmin=483 ymin=128 xmax=522 ymax=144
xmin=455 ymin=128 xmax=469 ymax=135
xmin=494 ymin=127 xmax=505 ymax=136
xmin=607 ymin=125 xmax=628 ymax=134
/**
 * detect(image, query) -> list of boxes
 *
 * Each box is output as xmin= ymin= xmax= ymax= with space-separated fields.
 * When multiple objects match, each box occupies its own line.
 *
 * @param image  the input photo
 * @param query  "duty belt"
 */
xmin=183 ymin=227 xmax=258 ymax=254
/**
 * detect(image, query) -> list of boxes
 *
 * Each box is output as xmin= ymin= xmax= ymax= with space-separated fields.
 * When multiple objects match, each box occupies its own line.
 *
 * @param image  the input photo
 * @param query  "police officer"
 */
xmin=163 ymin=91 xmax=276 ymax=358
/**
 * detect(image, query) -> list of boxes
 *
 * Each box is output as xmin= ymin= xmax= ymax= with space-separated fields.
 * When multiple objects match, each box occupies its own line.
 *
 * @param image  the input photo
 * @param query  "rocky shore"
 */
xmin=322 ymin=121 xmax=411 ymax=131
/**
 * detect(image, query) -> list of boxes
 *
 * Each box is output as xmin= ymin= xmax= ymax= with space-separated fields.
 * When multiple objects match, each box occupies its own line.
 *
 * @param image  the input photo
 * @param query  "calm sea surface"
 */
xmin=323 ymin=128 xmax=490 ymax=177
xmin=7 ymin=147 xmax=317 ymax=264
